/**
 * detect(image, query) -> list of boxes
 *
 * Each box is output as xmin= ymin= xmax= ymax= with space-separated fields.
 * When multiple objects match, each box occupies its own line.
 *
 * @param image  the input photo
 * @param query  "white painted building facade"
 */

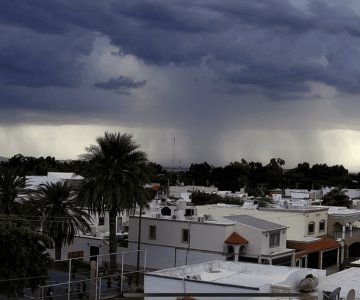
xmin=122 ymin=211 xmax=295 ymax=270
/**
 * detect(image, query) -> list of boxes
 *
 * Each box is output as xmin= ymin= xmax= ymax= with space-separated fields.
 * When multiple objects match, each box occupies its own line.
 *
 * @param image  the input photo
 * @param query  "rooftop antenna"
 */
xmin=172 ymin=136 xmax=175 ymax=170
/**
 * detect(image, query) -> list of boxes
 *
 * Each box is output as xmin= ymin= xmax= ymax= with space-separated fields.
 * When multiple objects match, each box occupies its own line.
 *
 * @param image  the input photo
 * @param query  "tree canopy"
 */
xmin=77 ymin=132 xmax=149 ymax=269
xmin=0 ymin=219 xmax=52 ymax=297
xmin=29 ymin=181 xmax=91 ymax=260
xmin=322 ymin=189 xmax=352 ymax=208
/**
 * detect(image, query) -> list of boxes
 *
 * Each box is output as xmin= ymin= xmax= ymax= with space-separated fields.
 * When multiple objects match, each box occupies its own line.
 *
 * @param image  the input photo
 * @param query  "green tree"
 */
xmin=0 ymin=167 xmax=26 ymax=215
xmin=322 ymin=189 xmax=352 ymax=208
xmin=0 ymin=219 xmax=52 ymax=297
xmin=77 ymin=132 xmax=148 ymax=269
xmin=30 ymin=182 xmax=91 ymax=260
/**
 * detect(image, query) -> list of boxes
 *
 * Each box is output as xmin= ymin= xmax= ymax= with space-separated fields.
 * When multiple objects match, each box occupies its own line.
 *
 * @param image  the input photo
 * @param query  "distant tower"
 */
xmin=172 ymin=136 xmax=175 ymax=170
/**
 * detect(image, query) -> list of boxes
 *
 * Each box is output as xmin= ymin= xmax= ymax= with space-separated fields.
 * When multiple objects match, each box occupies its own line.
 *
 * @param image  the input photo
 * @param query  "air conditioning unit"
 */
xmin=204 ymin=214 xmax=213 ymax=221
xmin=90 ymin=226 xmax=97 ymax=234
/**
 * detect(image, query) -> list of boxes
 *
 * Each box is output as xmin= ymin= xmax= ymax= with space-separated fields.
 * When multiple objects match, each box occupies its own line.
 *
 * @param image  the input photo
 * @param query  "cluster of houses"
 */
xmin=26 ymin=173 xmax=360 ymax=298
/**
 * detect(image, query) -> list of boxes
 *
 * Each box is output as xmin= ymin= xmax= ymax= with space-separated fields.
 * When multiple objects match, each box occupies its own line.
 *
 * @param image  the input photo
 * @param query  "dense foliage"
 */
xmin=77 ymin=132 xmax=149 ymax=269
xmin=181 ymin=159 xmax=353 ymax=193
xmin=0 ymin=219 xmax=52 ymax=297
xmin=321 ymin=189 xmax=352 ymax=208
xmin=29 ymin=182 xmax=91 ymax=260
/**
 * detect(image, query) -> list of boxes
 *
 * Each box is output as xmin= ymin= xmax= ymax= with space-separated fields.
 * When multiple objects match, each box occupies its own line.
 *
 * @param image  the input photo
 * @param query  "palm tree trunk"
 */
xmin=55 ymin=240 xmax=62 ymax=260
xmin=109 ymin=208 xmax=117 ymax=271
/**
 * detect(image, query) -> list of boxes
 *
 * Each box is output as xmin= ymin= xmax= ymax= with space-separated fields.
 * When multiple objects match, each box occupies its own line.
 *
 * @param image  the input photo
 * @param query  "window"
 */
xmin=149 ymin=225 xmax=157 ymax=240
xmin=319 ymin=220 xmax=326 ymax=232
xmin=308 ymin=222 xmax=315 ymax=235
xmin=68 ymin=251 xmax=84 ymax=260
xmin=269 ymin=232 xmax=280 ymax=248
xmin=98 ymin=216 xmax=105 ymax=226
xmin=117 ymin=217 xmax=123 ymax=233
xmin=185 ymin=209 xmax=195 ymax=216
xmin=181 ymin=229 xmax=190 ymax=243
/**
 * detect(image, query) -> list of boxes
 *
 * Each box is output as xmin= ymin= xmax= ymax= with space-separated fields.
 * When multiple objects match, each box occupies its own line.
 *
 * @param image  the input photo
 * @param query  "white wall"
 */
xmin=302 ymin=210 xmax=328 ymax=238
xmin=124 ymin=242 xmax=225 ymax=269
xmin=129 ymin=216 xmax=234 ymax=253
xmin=46 ymin=236 xmax=109 ymax=265
xmin=144 ymin=274 xmax=259 ymax=300
xmin=88 ymin=210 xmax=129 ymax=237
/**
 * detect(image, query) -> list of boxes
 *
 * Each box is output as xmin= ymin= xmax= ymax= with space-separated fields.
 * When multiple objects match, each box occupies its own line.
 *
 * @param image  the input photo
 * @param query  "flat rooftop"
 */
xmin=317 ymin=267 xmax=360 ymax=298
xmin=148 ymin=260 xmax=326 ymax=290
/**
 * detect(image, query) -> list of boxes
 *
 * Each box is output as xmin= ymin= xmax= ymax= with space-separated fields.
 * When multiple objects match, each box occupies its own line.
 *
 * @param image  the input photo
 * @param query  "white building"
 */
xmin=26 ymin=172 xmax=129 ymax=262
xmin=196 ymin=204 xmax=339 ymax=269
xmin=144 ymin=260 xmax=326 ymax=300
xmin=122 ymin=209 xmax=295 ymax=270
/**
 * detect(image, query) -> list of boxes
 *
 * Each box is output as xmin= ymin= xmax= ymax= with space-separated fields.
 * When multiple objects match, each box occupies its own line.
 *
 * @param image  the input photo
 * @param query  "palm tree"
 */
xmin=77 ymin=132 xmax=148 ymax=270
xmin=0 ymin=167 xmax=26 ymax=215
xmin=31 ymin=181 xmax=91 ymax=260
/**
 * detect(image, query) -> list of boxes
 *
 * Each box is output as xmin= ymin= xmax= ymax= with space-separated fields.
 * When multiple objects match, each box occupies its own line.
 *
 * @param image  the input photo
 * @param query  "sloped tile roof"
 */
xmin=224 ymin=232 xmax=248 ymax=244
xmin=287 ymin=237 xmax=339 ymax=253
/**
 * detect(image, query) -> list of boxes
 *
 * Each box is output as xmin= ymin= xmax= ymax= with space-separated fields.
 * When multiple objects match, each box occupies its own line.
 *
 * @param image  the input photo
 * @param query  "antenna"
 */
xmin=172 ymin=136 xmax=175 ymax=169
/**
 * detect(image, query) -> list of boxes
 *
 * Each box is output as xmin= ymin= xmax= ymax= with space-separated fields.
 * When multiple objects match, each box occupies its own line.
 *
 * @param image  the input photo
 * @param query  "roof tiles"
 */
xmin=224 ymin=232 xmax=248 ymax=244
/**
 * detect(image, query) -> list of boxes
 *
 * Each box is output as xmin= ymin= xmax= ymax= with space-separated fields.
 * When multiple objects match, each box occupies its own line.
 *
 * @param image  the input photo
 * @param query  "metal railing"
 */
xmin=331 ymin=227 xmax=360 ymax=239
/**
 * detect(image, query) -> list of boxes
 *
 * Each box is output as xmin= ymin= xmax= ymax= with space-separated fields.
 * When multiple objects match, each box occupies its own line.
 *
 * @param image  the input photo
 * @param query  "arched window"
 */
xmin=239 ymin=245 xmax=246 ymax=255
xmin=308 ymin=222 xmax=315 ymax=235
xmin=319 ymin=220 xmax=326 ymax=232
xmin=226 ymin=245 xmax=235 ymax=261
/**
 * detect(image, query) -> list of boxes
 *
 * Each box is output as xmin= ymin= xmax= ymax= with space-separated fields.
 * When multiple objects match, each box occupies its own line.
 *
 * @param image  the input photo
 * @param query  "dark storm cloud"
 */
xmin=0 ymin=26 xmax=94 ymax=88
xmin=2 ymin=0 xmax=360 ymax=107
xmin=94 ymin=76 xmax=147 ymax=93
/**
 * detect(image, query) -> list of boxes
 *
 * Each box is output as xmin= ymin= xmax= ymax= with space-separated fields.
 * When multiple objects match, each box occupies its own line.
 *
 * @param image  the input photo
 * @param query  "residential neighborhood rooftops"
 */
xmin=327 ymin=206 xmax=360 ymax=216
xmin=224 ymin=215 xmax=287 ymax=231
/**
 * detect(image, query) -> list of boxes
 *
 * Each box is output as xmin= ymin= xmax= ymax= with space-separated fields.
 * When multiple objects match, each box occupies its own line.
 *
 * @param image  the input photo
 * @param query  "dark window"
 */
xmin=98 ymin=216 xmax=105 ymax=226
xmin=269 ymin=232 xmax=280 ymax=248
xmin=182 ymin=229 xmax=190 ymax=243
xmin=319 ymin=220 xmax=326 ymax=232
xmin=308 ymin=222 xmax=315 ymax=235
xmin=185 ymin=209 xmax=194 ymax=216
xmin=161 ymin=207 xmax=171 ymax=216
xmin=149 ymin=225 xmax=156 ymax=240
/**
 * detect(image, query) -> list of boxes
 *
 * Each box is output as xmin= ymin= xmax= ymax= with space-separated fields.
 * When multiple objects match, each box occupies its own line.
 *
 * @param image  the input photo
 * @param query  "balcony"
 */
xmin=331 ymin=227 xmax=360 ymax=239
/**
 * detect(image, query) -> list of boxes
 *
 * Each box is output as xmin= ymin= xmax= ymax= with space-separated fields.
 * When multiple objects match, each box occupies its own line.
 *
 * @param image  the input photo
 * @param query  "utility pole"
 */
xmin=89 ymin=261 xmax=97 ymax=300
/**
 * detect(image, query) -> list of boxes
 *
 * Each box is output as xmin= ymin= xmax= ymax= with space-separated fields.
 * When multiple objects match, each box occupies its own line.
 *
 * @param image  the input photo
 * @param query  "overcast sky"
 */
xmin=2 ymin=0 xmax=360 ymax=171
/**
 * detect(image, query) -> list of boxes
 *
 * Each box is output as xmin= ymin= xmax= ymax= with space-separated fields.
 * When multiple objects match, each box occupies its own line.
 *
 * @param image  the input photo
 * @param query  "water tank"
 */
xmin=176 ymin=199 xmax=187 ymax=210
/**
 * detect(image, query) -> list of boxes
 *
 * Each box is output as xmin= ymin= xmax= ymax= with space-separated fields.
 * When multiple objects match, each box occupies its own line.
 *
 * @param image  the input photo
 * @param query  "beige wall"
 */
xmin=196 ymin=206 xmax=328 ymax=240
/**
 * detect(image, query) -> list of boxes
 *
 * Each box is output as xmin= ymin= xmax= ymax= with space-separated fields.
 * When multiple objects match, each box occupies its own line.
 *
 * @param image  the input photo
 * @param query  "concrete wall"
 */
xmin=129 ymin=216 xmax=234 ymax=253
xmin=46 ymin=236 xmax=109 ymax=265
xmin=87 ymin=210 xmax=129 ymax=237
xmin=196 ymin=205 xmax=328 ymax=240
xmin=144 ymin=274 xmax=259 ymax=300
xmin=302 ymin=210 xmax=328 ymax=237
xmin=123 ymin=242 xmax=225 ymax=269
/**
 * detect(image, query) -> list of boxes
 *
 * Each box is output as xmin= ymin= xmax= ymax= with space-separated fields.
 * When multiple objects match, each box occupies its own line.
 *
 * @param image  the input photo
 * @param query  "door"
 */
xmin=90 ymin=246 xmax=99 ymax=262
